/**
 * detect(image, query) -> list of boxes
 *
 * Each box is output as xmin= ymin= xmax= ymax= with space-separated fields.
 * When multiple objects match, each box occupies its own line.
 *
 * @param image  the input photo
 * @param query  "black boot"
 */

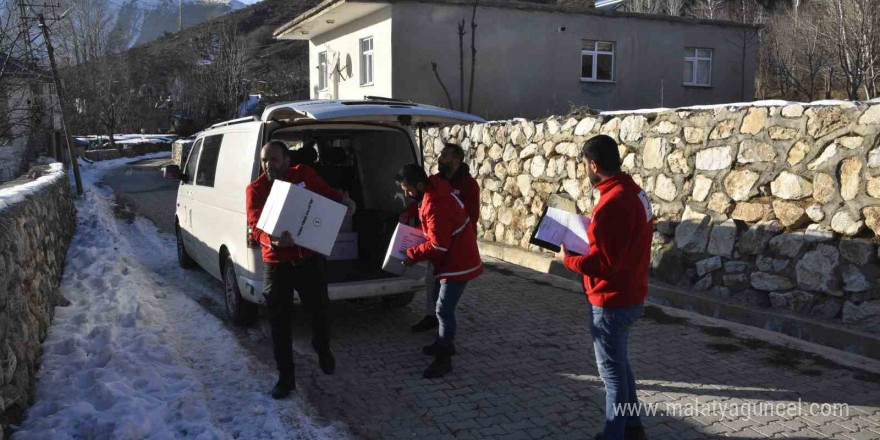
xmin=624 ymin=426 xmax=649 ymax=440
xmin=422 ymin=341 xmax=456 ymax=356
xmin=423 ymin=354 xmax=452 ymax=378
xmin=312 ymin=341 xmax=336 ymax=375
xmin=271 ymin=367 xmax=295 ymax=399
xmin=410 ymin=315 xmax=439 ymax=332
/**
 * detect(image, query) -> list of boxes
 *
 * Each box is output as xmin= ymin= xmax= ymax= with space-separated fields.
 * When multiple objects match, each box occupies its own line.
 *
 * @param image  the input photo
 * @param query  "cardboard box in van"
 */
xmin=256 ymin=180 xmax=347 ymax=256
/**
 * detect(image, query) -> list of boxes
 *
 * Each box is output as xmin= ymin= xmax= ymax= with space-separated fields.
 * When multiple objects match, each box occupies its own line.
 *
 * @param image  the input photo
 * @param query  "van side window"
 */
xmin=183 ymin=139 xmax=203 ymax=184
xmin=196 ymin=134 xmax=223 ymax=187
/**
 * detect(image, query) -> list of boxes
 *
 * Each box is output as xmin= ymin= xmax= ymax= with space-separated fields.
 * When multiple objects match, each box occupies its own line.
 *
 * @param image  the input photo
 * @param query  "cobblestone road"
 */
xmin=280 ymin=258 xmax=880 ymax=440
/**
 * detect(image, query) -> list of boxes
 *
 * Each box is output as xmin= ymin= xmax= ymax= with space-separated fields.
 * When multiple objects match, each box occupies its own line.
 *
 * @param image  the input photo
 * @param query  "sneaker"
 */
xmin=625 ymin=426 xmax=649 ymax=440
xmin=271 ymin=372 xmax=295 ymax=399
xmin=422 ymin=341 xmax=456 ymax=356
xmin=422 ymin=356 xmax=452 ymax=379
xmin=410 ymin=315 xmax=439 ymax=332
xmin=312 ymin=341 xmax=336 ymax=375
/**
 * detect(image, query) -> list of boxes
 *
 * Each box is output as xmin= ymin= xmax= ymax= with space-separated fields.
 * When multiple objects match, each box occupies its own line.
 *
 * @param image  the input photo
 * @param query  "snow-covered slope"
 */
xmin=113 ymin=0 xmax=248 ymax=48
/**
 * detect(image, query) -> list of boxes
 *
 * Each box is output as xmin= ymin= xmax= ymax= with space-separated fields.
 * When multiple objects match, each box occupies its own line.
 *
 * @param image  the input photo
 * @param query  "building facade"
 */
xmin=275 ymin=0 xmax=759 ymax=120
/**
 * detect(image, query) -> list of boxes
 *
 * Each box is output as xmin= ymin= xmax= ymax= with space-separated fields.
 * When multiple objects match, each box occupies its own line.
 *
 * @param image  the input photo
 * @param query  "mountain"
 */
xmin=112 ymin=0 xmax=248 ymax=48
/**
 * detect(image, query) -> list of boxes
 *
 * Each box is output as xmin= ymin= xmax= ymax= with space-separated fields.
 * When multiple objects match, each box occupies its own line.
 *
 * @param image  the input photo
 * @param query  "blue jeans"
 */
xmin=590 ymin=304 xmax=644 ymax=440
xmin=433 ymin=279 xmax=468 ymax=348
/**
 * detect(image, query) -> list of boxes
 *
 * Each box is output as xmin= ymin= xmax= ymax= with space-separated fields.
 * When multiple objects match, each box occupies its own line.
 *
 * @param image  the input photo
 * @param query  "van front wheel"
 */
xmin=382 ymin=291 xmax=415 ymax=309
xmin=223 ymin=255 xmax=258 ymax=325
xmin=176 ymin=225 xmax=197 ymax=269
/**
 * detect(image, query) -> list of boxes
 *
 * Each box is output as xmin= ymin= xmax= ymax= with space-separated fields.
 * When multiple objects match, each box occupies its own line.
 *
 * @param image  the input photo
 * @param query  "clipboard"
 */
xmin=528 ymin=205 xmax=591 ymax=256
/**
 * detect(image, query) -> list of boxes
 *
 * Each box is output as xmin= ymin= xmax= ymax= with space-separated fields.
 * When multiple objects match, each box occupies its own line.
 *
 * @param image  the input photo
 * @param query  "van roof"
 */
xmin=261 ymin=99 xmax=486 ymax=125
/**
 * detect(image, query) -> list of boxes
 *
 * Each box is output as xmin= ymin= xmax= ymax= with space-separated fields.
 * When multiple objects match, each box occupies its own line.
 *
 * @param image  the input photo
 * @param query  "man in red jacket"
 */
xmin=555 ymin=135 xmax=653 ymax=440
xmin=246 ymin=141 xmax=351 ymax=399
xmin=403 ymin=143 xmax=481 ymax=333
xmin=397 ymin=164 xmax=483 ymax=378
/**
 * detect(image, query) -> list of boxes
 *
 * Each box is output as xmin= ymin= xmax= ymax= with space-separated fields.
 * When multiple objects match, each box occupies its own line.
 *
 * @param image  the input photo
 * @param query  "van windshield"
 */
xmin=270 ymin=127 xmax=419 ymax=283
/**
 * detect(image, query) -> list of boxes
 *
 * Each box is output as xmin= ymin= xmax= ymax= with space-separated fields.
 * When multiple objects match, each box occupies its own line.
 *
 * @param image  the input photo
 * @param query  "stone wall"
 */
xmin=422 ymin=101 xmax=880 ymax=334
xmin=0 ymin=165 xmax=76 ymax=438
xmin=83 ymin=142 xmax=172 ymax=162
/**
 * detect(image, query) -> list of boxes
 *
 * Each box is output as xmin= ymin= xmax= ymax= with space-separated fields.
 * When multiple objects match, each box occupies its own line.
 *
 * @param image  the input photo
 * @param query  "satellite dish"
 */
xmin=345 ymin=54 xmax=353 ymax=78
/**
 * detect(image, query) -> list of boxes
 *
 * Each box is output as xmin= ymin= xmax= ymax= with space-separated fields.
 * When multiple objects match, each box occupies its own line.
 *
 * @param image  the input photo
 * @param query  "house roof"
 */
xmin=0 ymin=53 xmax=52 ymax=80
xmin=273 ymin=0 xmax=761 ymax=40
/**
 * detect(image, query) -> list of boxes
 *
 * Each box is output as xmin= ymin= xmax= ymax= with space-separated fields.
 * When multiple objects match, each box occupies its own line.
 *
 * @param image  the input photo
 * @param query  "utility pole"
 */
xmin=37 ymin=11 xmax=83 ymax=194
xmin=178 ymin=0 xmax=183 ymax=32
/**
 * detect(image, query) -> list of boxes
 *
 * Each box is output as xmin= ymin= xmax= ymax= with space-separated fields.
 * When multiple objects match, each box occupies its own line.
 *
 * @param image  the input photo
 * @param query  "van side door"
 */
xmin=178 ymin=137 xmax=203 ymax=255
xmin=188 ymin=133 xmax=224 ymax=271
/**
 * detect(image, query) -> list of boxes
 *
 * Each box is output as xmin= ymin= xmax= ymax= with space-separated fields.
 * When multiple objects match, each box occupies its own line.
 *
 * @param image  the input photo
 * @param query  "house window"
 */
xmin=684 ymin=48 xmax=713 ymax=86
xmin=360 ymin=37 xmax=374 ymax=86
xmin=317 ymin=51 xmax=328 ymax=90
xmin=581 ymin=40 xmax=615 ymax=82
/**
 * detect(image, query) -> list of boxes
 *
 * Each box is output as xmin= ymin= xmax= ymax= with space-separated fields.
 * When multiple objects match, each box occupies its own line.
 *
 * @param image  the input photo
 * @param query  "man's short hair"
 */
xmin=443 ymin=142 xmax=465 ymax=161
xmin=262 ymin=140 xmax=288 ymax=157
xmin=395 ymin=163 xmax=429 ymax=186
xmin=581 ymin=135 xmax=621 ymax=174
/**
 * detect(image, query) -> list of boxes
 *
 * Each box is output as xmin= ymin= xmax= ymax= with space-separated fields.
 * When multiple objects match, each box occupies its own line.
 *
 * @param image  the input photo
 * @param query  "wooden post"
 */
xmin=37 ymin=12 xmax=82 ymax=195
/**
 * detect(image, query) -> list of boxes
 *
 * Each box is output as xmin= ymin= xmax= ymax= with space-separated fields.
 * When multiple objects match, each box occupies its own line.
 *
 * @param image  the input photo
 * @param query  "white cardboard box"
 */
xmin=382 ymin=223 xmax=429 ymax=280
xmin=328 ymin=232 xmax=358 ymax=261
xmin=256 ymin=180 xmax=347 ymax=256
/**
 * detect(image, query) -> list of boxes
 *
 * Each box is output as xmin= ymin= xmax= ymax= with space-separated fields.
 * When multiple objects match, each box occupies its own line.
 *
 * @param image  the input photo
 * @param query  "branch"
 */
xmin=458 ymin=19 xmax=465 ymax=111
xmin=431 ymin=61 xmax=454 ymax=110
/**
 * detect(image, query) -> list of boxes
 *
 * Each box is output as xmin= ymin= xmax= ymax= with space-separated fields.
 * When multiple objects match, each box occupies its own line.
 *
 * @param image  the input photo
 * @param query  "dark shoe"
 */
xmin=271 ymin=373 xmax=295 ymax=399
xmin=625 ymin=426 xmax=649 ymax=440
xmin=410 ymin=315 xmax=439 ymax=332
xmin=423 ymin=355 xmax=452 ymax=379
xmin=422 ymin=341 xmax=456 ymax=356
xmin=312 ymin=341 xmax=336 ymax=375
xmin=593 ymin=434 xmax=609 ymax=440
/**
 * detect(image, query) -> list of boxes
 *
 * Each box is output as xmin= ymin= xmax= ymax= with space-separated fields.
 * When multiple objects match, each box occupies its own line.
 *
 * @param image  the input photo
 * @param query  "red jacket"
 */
xmin=563 ymin=173 xmax=653 ymax=308
xmin=406 ymin=176 xmax=483 ymax=282
xmin=404 ymin=164 xmax=480 ymax=227
xmin=246 ymin=165 xmax=344 ymax=263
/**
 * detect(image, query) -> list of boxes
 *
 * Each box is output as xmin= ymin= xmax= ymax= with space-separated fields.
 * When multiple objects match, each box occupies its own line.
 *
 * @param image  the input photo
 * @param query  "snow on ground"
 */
xmin=598 ymin=98 xmax=856 ymax=116
xmin=12 ymin=153 xmax=348 ymax=440
xmin=0 ymin=163 xmax=65 ymax=209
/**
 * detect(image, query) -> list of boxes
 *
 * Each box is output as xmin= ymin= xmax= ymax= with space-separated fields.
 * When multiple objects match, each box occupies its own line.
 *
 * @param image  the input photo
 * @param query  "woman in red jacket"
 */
xmin=397 ymin=164 xmax=483 ymax=378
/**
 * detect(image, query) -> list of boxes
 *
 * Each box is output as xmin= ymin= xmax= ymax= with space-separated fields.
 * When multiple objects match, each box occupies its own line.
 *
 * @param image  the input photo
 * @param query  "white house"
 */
xmin=273 ymin=0 xmax=759 ymax=120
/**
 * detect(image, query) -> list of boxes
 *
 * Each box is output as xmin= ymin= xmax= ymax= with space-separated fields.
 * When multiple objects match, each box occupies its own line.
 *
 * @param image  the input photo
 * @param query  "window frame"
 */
xmin=581 ymin=40 xmax=616 ymax=83
xmin=684 ymin=47 xmax=713 ymax=87
xmin=195 ymin=134 xmax=223 ymax=188
xmin=183 ymin=138 xmax=203 ymax=185
xmin=360 ymin=36 xmax=374 ymax=87
xmin=317 ymin=51 xmax=328 ymax=91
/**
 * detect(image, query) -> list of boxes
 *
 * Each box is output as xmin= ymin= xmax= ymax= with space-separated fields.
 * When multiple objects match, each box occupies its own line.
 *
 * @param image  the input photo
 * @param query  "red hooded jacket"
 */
xmin=563 ymin=173 xmax=653 ymax=308
xmin=404 ymin=163 xmax=480 ymax=227
xmin=406 ymin=176 xmax=483 ymax=282
xmin=246 ymin=165 xmax=344 ymax=263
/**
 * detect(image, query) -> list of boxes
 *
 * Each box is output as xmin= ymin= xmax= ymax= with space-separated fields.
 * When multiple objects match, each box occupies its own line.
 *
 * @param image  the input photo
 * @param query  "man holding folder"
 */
xmin=396 ymin=164 xmax=483 ymax=378
xmin=554 ymin=135 xmax=652 ymax=440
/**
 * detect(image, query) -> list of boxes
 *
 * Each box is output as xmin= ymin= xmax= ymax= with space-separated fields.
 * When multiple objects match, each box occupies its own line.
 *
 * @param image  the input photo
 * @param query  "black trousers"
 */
xmin=263 ymin=256 xmax=331 ymax=376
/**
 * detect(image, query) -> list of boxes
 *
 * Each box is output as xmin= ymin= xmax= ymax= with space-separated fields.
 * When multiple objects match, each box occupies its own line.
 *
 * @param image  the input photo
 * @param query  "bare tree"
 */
xmin=692 ymin=0 xmax=728 ymax=19
xmin=55 ymin=0 xmax=117 ymax=65
xmin=765 ymin=5 xmax=830 ymax=100
xmin=189 ymin=25 xmax=251 ymax=122
xmin=820 ymin=0 xmax=880 ymax=100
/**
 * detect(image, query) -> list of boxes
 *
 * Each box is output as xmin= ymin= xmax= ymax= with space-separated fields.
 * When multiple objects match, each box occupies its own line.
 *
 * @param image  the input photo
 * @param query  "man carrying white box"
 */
xmin=396 ymin=164 xmax=483 ymax=379
xmin=246 ymin=141 xmax=354 ymax=399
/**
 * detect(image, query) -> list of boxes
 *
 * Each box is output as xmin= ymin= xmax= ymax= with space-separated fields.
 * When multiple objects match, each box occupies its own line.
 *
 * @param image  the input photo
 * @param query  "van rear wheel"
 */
xmin=223 ymin=255 xmax=258 ymax=325
xmin=382 ymin=291 xmax=415 ymax=309
xmin=176 ymin=225 xmax=197 ymax=269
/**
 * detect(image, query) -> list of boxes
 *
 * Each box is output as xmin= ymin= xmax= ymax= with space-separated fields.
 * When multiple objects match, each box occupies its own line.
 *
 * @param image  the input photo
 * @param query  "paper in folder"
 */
xmin=529 ymin=206 xmax=591 ymax=256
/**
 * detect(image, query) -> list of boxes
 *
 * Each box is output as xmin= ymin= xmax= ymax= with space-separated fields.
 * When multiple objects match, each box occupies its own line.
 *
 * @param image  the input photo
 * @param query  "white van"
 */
xmin=165 ymin=99 xmax=485 ymax=324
